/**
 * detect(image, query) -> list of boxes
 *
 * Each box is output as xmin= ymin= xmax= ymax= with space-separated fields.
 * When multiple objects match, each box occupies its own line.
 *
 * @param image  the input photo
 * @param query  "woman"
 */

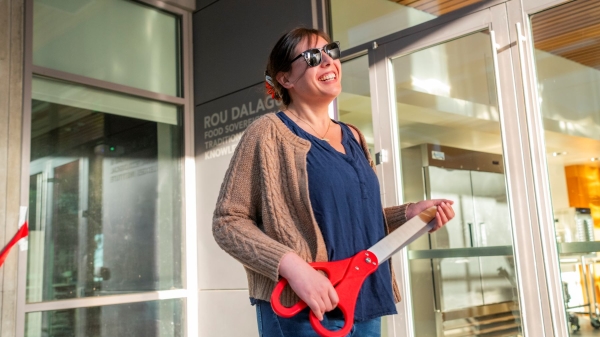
xmin=213 ymin=27 xmax=455 ymax=337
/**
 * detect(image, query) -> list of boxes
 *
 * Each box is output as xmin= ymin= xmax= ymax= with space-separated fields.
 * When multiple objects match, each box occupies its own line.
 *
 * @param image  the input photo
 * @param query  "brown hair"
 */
xmin=265 ymin=27 xmax=332 ymax=106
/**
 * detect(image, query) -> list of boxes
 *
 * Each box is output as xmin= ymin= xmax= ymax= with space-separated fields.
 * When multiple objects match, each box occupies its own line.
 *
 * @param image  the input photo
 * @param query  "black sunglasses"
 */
xmin=290 ymin=41 xmax=341 ymax=67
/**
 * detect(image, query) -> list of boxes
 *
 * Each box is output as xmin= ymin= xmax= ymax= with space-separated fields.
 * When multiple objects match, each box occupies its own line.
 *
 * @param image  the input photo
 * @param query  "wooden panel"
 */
xmin=565 ymin=164 xmax=600 ymax=228
xmin=0 ymin=1 xmax=25 ymax=336
xmin=390 ymin=0 xmax=600 ymax=70
xmin=565 ymin=165 xmax=588 ymax=208
xmin=392 ymin=0 xmax=485 ymax=16
xmin=531 ymin=0 xmax=600 ymax=70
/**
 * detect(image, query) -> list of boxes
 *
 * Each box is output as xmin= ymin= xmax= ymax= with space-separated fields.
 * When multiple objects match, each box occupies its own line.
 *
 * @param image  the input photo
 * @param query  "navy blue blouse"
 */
xmin=277 ymin=111 xmax=397 ymax=321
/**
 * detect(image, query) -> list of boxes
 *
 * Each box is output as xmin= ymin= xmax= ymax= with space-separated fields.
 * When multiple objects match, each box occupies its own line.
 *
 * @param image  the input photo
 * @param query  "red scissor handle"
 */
xmin=271 ymin=251 xmax=379 ymax=337
xmin=270 ymin=258 xmax=351 ymax=317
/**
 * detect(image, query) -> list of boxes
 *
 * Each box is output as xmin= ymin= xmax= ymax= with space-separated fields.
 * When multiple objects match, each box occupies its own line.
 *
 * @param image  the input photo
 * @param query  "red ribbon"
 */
xmin=265 ymin=82 xmax=277 ymax=99
xmin=0 ymin=221 xmax=28 ymax=267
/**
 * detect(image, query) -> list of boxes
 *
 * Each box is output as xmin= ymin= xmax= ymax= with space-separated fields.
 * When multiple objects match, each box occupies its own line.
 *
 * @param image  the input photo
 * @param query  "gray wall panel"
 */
xmin=193 ymin=0 xmax=313 ymax=105
xmin=195 ymin=0 xmax=217 ymax=11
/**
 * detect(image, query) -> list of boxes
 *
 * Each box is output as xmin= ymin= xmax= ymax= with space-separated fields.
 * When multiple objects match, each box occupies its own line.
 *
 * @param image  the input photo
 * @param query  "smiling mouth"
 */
xmin=318 ymin=73 xmax=336 ymax=81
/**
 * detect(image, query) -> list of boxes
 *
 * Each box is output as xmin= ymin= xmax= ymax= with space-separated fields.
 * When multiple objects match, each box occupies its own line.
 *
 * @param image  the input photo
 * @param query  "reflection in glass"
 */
xmin=25 ymin=299 xmax=183 ymax=337
xmin=33 ymin=0 xmax=180 ymax=96
xmin=26 ymin=77 xmax=183 ymax=303
xmin=339 ymin=55 xmax=374 ymax=154
xmin=392 ymin=32 xmax=522 ymax=336
xmin=331 ymin=0 xmax=487 ymax=49
xmin=531 ymin=0 xmax=600 ymax=334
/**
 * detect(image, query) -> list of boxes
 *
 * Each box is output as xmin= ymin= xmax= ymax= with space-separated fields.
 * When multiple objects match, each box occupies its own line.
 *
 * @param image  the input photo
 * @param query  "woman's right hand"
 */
xmin=278 ymin=252 xmax=339 ymax=321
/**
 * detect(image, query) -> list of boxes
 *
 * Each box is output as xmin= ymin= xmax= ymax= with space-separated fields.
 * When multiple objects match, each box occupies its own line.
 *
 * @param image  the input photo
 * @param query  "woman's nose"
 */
xmin=320 ymin=51 xmax=333 ymax=66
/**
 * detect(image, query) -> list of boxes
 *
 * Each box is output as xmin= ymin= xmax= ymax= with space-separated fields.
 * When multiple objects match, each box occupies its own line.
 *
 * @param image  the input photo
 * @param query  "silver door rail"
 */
xmin=408 ymin=246 xmax=514 ymax=260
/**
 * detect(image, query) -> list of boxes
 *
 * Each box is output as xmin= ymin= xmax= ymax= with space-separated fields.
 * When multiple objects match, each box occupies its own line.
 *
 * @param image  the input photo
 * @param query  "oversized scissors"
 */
xmin=271 ymin=206 xmax=438 ymax=337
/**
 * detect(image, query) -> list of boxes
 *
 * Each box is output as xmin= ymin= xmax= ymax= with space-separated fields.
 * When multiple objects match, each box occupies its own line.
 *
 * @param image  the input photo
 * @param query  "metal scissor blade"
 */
xmin=368 ymin=206 xmax=437 ymax=264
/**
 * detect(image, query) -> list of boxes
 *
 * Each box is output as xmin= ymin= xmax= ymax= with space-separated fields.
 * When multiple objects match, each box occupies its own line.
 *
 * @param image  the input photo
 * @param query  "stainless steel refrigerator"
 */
xmin=401 ymin=144 xmax=520 ymax=336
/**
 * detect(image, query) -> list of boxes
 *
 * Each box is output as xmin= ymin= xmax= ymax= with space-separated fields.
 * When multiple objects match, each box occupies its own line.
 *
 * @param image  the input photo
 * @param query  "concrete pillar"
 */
xmin=0 ymin=0 xmax=25 ymax=336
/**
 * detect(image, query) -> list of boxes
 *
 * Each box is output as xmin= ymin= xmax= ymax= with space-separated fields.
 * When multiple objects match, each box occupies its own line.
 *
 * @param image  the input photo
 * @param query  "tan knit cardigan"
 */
xmin=212 ymin=113 xmax=411 ymax=306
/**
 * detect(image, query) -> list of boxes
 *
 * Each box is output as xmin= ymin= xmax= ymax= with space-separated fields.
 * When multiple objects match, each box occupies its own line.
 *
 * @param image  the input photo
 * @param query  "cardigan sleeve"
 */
xmin=212 ymin=120 xmax=294 ymax=282
xmin=383 ymin=203 xmax=412 ymax=232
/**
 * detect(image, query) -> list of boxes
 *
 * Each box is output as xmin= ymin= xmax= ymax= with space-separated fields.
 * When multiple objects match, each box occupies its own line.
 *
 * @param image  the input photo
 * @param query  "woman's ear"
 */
xmin=276 ymin=72 xmax=293 ymax=89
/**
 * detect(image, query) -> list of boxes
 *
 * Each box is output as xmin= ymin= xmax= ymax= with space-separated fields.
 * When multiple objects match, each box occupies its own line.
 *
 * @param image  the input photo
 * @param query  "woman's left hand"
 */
xmin=407 ymin=199 xmax=455 ymax=233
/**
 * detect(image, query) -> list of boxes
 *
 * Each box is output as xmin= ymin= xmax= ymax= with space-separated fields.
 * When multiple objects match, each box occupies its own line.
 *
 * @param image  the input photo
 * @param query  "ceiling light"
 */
xmin=560 ymin=258 xmax=578 ymax=263
xmin=411 ymin=76 xmax=450 ymax=95
xmin=592 ymin=157 xmax=600 ymax=162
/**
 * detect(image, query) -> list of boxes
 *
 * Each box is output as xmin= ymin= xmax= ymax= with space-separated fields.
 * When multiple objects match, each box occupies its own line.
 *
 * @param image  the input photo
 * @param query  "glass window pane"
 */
xmin=331 ymin=0 xmax=488 ymax=50
xmin=531 ymin=0 xmax=600 ymax=334
xmin=339 ymin=55 xmax=374 ymax=154
xmin=33 ymin=0 xmax=180 ymax=96
xmin=392 ymin=32 xmax=523 ymax=336
xmin=25 ymin=299 xmax=183 ymax=337
xmin=27 ymin=77 xmax=183 ymax=302
xmin=32 ymin=77 xmax=178 ymax=125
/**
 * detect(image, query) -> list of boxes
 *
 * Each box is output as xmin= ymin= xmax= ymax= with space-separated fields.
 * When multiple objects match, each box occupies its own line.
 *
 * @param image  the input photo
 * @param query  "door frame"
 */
xmin=365 ymin=2 xmax=567 ymax=336
xmin=505 ymin=0 xmax=582 ymax=336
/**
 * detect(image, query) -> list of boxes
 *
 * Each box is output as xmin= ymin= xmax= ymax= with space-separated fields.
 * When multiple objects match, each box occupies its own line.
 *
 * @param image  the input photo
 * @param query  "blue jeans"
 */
xmin=255 ymin=300 xmax=381 ymax=337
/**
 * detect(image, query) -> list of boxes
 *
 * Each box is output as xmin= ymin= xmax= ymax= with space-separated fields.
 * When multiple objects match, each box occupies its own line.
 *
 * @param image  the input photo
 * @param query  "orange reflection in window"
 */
xmin=566 ymin=164 xmax=600 ymax=228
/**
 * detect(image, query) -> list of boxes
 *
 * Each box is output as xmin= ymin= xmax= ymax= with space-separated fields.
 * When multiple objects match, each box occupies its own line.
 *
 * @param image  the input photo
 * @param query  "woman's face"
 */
xmin=281 ymin=35 xmax=342 ymax=105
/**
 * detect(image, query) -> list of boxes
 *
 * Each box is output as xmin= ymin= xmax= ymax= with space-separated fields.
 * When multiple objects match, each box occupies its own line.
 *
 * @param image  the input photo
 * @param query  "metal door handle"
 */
xmin=468 ymin=223 xmax=475 ymax=247
xmin=489 ymin=30 xmax=505 ymax=127
xmin=515 ymin=23 xmax=532 ymax=118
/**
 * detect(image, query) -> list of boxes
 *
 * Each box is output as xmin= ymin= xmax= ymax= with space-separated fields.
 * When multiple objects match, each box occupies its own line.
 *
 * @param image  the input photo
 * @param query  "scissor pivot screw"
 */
xmin=355 ymin=266 xmax=359 ymax=270
xmin=365 ymin=257 xmax=372 ymax=264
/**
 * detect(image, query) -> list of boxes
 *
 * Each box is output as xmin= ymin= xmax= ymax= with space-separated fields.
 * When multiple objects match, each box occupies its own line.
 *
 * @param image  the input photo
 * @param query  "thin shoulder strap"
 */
xmin=344 ymin=123 xmax=362 ymax=146
xmin=344 ymin=122 xmax=376 ymax=170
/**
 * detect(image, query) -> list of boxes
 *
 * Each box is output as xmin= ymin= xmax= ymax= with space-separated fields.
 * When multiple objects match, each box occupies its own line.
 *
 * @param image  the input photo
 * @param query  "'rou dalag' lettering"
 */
xmin=203 ymin=96 xmax=280 ymax=128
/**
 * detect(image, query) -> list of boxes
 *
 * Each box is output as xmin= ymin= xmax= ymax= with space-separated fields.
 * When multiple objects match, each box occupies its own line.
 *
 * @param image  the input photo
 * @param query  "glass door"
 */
xmin=395 ymin=32 xmax=521 ymax=337
xmin=28 ymin=156 xmax=87 ymax=335
xmin=525 ymin=0 xmax=600 ymax=335
xmin=369 ymin=4 xmax=552 ymax=336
